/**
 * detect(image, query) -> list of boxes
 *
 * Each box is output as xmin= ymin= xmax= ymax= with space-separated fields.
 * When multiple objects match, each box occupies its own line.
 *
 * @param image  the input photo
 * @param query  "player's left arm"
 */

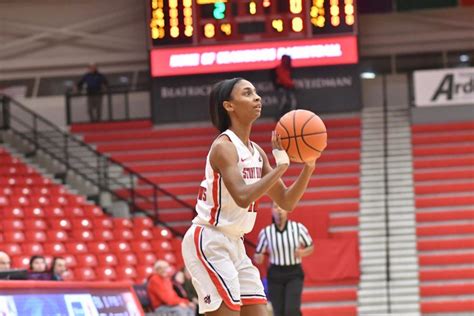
xmin=255 ymin=144 xmax=316 ymax=212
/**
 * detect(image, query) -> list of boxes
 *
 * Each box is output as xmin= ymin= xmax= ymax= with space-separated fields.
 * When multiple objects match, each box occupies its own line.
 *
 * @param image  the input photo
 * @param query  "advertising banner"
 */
xmin=413 ymin=67 xmax=474 ymax=107
xmin=152 ymin=65 xmax=361 ymax=123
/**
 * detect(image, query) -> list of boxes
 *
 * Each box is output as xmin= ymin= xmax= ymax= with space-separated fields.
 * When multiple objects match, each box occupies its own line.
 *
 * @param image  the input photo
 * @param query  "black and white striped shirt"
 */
xmin=255 ymin=220 xmax=313 ymax=266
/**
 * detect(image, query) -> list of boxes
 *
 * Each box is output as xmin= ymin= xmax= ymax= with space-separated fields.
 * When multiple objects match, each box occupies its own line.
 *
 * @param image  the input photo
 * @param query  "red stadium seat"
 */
xmin=46 ymin=230 xmax=69 ymax=242
xmin=24 ymin=230 xmax=47 ymax=243
xmin=31 ymin=195 xmax=51 ymax=206
xmin=136 ymin=252 xmax=157 ymax=266
xmin=0 ymin=195 xmax=9 ymax=206
xmin=113 ymin=218 xmax=133 ymax=229
xmin=113 ymin=228 xmax=134 ymax=240
xmin=75 ymin=267 xmax=96 ymax=281
xmin=8 ymin=195 xmax=29 ymax=207
xmin=2 ymin=219 xmax=24 ymax=231
xmin=87 ymin=242 xmax=110 ymax=254
xmin=23 ymin=206 xmax=45 ymax=218
xmin=63 ymin=206 xmax=84 ymax=217
xmin=65 ymin=242 xmax=89 ymax=254
xmin=133 ymin=228 xmax=153 ymax=240
xmin=71 ymin=230 xmax=94 ymax=242
xmin=83 ymin=205 xmax=103 ymax=217
xmin=108 ymin=241 xmax=131 ymax=253
xmin=130 ymin=241 xmax=152 ymax=253
xmin=76 ymin=254 xmax=98 ymax=268
xmin=93 ymin=229 xmax=114 ymax=241
xmin=95 ymin=267 xmax=117 ymax=281
xmin=151 ymin=240 xmax=173 ymax=252
xmin=116 ymin=266 xmax=137 ymax=280
xmin=24 ymin=219 xmax=47 ymax=230
xmin=2 ymin=207 xmax=24 ymax=219
xmin=61 ymin=269 xmax=75 ymax=281
xmin=97 ymin=254 xmax=118 ymax=266
xmin=66 ymin=195 xmax=86 ymax=206
xmin=2 ymin=243 xmax=22 ymax=256
xmin=63 ymin=254 xmax=77 ymax=268
xmin=12 ymin=255 xmax=31 ymax=269
xmin=49 ymin=219 xmax=72 ymax=230
xmin=21 ymin=243 xmax=44 ymax=255
xmin=156 ymin=250 xmax=177 ymax=262
xmin=71 ymin=218 xmax=93 ymax=230
xmin=3 ymin=231 xmax=25 ymax=243
xmin=43 ymin=206 xmax=65 ymax=218
xmin=92 ymin=217 xmax=113 ymax=229
xmin=43 ymin=242 xmax=66 ymax=255
xmin=133 ymin=217 xmax=154 ymax=229
xmin=152 ymin=226 xmax=172 ymax=240
xmin=116 ymin=252 xmax=138 ymax=266
xmin=136 ymin=265 xmax=153 ymax=282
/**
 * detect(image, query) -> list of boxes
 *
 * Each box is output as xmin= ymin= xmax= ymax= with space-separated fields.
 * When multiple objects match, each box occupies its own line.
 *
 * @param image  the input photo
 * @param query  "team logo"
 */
xmin=204 ymin=295 xmax=211 ymax=304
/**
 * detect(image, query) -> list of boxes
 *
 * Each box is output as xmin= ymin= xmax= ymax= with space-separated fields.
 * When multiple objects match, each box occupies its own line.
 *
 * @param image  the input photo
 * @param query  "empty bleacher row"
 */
xmin=0 ymin=146 xmax=181 ymax=283
xmin=412 ymin=120 xmax=474 ymax=315
xmin=71 ymin=116 xmax=362 ymax=316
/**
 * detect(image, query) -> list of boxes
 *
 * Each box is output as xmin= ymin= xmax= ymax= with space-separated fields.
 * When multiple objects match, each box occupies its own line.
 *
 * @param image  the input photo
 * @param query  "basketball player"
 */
xmin=182 ymin=78 xmax=317 ymax=316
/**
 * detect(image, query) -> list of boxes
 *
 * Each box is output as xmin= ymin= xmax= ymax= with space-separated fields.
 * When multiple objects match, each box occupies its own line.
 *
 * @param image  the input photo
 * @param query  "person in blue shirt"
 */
xmin=77 ymin=63 xmax=109 ymax=122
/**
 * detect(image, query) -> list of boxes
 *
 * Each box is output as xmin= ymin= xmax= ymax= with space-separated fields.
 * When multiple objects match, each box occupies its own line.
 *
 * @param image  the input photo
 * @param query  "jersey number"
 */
xmin=248 ymin=201 xmax=256 ymax=213
xmin=197 ymin=187 xmax=207 ymax=201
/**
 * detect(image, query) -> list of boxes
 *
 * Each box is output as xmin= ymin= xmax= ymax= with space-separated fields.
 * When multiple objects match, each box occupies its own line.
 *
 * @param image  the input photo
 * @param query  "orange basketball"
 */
xmin=275 ymin=110 xmax=327 ymax=163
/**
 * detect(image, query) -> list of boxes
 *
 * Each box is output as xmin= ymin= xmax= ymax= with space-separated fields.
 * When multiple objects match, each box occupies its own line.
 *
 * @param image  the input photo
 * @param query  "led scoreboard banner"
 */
xmin=148 ymin=0 xmax=358 ymax=77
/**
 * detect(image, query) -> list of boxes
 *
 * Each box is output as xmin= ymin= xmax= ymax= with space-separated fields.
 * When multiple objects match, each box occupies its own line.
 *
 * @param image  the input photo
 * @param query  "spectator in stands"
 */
xmin=172 ymin=269 xmax=189 ymax=299
xmin=172 ymin=268 xmax=201 ymax=316
xmin=182 ymin=268 xmax=201 ymax=316
xmin=50 ymin=257 xmax=67 ymax=281
xmin=147 ymin=260 xmax=195 ymax=316
xmin=0 ymin=251 xmax=11 ymax=271
xmin=77 ymin=63 xmax=109 ymax=122
xmin=27 ymin=255 xmax=51 ymax=280
xmin=254 ymin=203 xmax=314 ymax=316
xmin=273 ymin=54 xmax=297 ymax=120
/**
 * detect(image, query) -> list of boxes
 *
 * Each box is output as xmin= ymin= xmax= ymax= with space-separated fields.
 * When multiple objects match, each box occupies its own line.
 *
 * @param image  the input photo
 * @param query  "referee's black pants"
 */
xmin=267 ymin=264 xmax=304 ymax=316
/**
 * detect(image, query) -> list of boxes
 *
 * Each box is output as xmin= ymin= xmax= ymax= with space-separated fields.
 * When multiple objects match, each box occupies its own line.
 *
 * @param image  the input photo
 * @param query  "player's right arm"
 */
xmin=210 ymin=136 xmax=288 ymax=209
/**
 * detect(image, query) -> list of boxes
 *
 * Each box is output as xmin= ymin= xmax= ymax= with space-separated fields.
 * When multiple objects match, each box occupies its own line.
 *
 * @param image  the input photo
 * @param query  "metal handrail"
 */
xmin=0 ymin=94 xmax=259 ymax=249
xmin=65 ymin=85 xmax=150 ymax=124
xmin=0 ymin=93 xmax=194 ymax=236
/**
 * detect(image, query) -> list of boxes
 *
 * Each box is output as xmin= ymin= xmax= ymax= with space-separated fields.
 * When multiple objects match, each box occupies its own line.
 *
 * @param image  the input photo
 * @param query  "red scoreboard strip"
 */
xmin=150 ymin=35 xmax=358 ymax=77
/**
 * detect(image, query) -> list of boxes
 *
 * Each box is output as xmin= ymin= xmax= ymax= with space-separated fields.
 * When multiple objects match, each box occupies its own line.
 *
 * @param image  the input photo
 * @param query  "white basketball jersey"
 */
xmin=193 ymin=129 xmax=263 ymax=237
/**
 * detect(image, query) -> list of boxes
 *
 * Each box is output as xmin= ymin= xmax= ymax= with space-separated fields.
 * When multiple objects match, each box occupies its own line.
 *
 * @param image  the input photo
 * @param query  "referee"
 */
xmin=254 ymin=203 xmax=314 ymax=316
